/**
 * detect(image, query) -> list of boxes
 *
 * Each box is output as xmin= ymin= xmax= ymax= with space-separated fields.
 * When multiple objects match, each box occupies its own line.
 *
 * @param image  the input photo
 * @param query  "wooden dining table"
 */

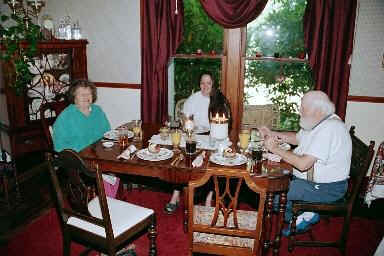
xmin=79 ymin=123 xmax=292 ymax=256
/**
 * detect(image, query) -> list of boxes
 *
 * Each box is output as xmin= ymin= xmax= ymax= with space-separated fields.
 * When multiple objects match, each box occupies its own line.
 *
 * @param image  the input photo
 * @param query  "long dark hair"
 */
xmin=208 ymin=89 xmax=232 ymax=130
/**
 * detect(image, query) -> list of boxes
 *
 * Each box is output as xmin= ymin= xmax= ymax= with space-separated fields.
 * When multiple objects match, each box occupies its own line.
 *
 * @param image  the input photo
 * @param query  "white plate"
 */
xmin=209 ymin=152 xmax=247 ymax=166
xmin=104 ymin=130 xmax=134 ymax=140
xmin=279 ymin=143 xmax=291 ymax=151
xmin=194 ymin=126 xmax=210 ymax=134
xmin=136 ymin=148 xmax=174 ymax=161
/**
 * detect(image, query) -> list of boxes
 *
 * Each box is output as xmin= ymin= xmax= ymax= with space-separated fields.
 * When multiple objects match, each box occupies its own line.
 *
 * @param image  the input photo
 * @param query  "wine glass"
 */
xmin=132 ymin=120 xmax=142 ymax=141
xmin=239 ymin=129 xmax=250 ymax=155
xmin=171 ymin=129 xmax=182 ymax=153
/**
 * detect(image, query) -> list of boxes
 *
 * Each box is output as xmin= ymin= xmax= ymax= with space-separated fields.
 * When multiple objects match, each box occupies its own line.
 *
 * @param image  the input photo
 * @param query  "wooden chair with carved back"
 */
xmin=40 ymin=100 xmax=68 ymax=149
xmin=288 ymin=125 xmax=375 ymax=256
xmin=185 ymin=168 xmax=267 ymax=256
xmin=47 ymin=149 xmax=157 ymax=256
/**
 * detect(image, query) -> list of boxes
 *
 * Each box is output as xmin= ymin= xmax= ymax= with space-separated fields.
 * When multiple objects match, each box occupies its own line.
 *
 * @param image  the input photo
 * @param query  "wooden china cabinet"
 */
xmin=0 ymin=40 xmax=88 ymax=160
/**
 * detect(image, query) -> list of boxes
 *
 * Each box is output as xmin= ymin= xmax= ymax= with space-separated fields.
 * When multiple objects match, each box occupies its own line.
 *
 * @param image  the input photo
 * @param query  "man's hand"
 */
xmin=258 ymin=126 xmax=271 ymax=139
xmin=264 ymin=136 xmax=279 ymax=153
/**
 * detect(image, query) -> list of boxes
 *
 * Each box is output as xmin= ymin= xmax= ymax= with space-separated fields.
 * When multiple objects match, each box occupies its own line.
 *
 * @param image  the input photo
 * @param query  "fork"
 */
xmin=170 ymin=154 xmax=180 ymax=166
xmin=175 ymin=154 xmax=184 ymax=167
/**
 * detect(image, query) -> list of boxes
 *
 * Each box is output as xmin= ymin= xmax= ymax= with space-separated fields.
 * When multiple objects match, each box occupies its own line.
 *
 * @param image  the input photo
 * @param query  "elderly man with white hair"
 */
xmin=260 ymin=90 xmax=352 ymax=236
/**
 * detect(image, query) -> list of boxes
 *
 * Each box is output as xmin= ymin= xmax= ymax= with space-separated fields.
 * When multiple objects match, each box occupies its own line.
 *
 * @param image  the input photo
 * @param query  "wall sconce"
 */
xmin=3 ymin=0 xmax=45 ymax=28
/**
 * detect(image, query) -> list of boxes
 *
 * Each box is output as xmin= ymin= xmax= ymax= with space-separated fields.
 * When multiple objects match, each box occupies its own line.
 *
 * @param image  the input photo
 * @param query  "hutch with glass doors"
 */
xmin=0 ymin=40 xmax=88 ymax=159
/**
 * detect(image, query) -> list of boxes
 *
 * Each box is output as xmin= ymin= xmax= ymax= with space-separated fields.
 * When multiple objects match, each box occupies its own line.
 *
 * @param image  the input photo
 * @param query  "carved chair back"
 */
xmin=186 ymin=168 xmax=267 ymax=256
xmin=40 ymin=100 xmax=68 ymax=149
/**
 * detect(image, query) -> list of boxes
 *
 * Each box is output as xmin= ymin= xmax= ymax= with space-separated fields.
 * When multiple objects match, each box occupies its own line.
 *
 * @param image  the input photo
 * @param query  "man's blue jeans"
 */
xmin=275 ymin=177 xmax=348 ymax=222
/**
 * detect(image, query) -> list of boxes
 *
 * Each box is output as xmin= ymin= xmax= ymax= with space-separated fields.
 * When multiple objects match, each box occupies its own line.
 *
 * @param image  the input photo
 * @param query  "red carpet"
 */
xmin=1 ymin=189 xmax=383 ymax=256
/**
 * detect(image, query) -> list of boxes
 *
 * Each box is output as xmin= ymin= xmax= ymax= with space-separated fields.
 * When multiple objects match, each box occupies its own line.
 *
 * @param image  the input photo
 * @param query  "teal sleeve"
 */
xmin=53 ymin=114 xmax=74 ymax=152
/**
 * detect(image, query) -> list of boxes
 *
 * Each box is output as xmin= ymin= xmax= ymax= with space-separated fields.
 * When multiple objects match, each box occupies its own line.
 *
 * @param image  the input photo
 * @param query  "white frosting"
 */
xmin=210 ymin=123 xmax=228 ymax=140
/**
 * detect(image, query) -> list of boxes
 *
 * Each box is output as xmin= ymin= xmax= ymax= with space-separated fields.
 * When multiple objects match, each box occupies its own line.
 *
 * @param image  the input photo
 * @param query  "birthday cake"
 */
xmin=210 ymin=122 xmax=228 ymax=140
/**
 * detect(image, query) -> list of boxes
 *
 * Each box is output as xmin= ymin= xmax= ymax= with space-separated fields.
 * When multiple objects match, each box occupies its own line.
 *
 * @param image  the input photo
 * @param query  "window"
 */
xmin=245 ymin=0 xmax=314 ymax=130
xmin=169 ymin=0 xmax=223 ymax=118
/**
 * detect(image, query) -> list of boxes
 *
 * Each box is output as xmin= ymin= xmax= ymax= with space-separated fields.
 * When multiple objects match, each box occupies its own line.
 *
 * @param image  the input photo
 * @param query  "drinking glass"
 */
xmin=159 ymin=126 xmax=170 ymax=141
xmin=132 ymin=120 xmax=142 ymax=141
xmin=251 ymin=146 xmax=263 ymax=174
xmin=117 ymin=127 xmax=129 ymax=149
xmin=171 ymin=129 xmax=182 ymax=153
xmin=239 ymin=129 xmax=250 ymax=155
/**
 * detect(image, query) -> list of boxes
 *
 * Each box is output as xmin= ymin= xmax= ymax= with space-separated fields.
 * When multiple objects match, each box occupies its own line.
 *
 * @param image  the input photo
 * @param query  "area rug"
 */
xmin=1 ymin=189 xmax=383 ymax=256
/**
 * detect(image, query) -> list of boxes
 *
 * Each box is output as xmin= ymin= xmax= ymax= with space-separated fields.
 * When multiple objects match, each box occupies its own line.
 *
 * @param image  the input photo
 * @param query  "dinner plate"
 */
xmin=104 ymin=130 xmax=134 ymax=140
xmin=279 ymin=143 xmax=291 ymax=151
xmin=209 ymin=152 xmax=247 ymax=166
xmin=136 ymin=148 xmax=174 ymax=161
xmin=194 ymin=126 xmax=210 ymax=134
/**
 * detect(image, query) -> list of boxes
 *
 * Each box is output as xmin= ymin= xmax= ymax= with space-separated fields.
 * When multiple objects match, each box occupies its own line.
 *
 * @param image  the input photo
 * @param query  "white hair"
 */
xmin=304 ymin=91 xmax=335 ymax=115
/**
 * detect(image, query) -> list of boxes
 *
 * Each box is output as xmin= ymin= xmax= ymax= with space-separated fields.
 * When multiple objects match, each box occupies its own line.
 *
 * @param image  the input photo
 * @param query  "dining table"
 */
xmin=79 ymin=123 xmax=292 ymax=256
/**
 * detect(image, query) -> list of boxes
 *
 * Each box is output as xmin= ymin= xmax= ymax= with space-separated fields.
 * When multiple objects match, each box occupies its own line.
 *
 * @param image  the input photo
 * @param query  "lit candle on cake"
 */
xmin=210 ymin=112 xmax=228 ymax=140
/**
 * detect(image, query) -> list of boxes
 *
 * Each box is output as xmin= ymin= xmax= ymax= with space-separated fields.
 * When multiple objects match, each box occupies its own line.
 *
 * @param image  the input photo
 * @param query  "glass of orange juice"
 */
xmin=132 ymin=120 xmax=142 ymax=141
xmin=239 ymin=129 xmax=250 ymax=155
xmin=171 ymin=129 xmax=182 ymax=153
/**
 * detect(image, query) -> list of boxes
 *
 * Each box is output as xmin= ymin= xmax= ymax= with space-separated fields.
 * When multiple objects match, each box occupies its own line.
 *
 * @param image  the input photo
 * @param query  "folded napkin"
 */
xmin=263 ymin=152 xmax=282 ymax=162
xmin=117 ymin=145 xmax=137 ymax=160
xmin=102 ymin=174 xmax=117 ymax=185
xmin=192 ymin=151 xmax=206 ymax=168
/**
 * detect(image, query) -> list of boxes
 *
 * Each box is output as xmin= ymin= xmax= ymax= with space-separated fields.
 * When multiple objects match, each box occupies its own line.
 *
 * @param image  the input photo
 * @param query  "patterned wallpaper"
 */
xmin=349 ymin=0 xmax=384 ymax=97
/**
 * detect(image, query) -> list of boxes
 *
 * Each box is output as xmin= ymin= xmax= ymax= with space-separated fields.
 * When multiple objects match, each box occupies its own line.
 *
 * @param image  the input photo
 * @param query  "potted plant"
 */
xmin=0 ymin=13 xmax=41 ymax=94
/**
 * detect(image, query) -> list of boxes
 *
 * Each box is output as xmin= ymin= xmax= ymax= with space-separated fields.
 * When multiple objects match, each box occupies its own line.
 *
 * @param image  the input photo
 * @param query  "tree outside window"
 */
xmin=245 ymin=0 xmax=314 ymax=131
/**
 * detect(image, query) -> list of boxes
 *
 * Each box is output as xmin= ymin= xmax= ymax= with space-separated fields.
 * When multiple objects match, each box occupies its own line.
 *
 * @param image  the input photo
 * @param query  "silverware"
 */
xmin=170 ymin=155 xmax=180 ymax=166
xmin=175 ymin=154 xmax=184 ymax=167
xmin=130 ymin=150 xmax=138 ymax=160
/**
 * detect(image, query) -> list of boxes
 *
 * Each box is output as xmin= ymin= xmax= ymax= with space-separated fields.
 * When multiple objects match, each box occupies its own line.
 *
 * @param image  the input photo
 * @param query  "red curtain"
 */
xmin=141 ymin=0 xmax=184 ymax=123
xmin=304 ymin=0 xmax=357 ymax=120
xmin=199 ymin=0 xmax=268 ymax=28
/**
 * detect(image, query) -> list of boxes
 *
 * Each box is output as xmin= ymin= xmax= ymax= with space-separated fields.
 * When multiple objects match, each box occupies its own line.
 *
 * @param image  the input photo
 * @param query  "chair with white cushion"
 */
xmin=47 ymin=149 xmax=157 ymax=256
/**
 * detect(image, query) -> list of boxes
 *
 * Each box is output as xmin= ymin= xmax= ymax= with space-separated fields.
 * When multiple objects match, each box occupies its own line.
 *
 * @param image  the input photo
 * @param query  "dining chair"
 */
xmin=40 ymin=100 xmax=68 ymax=149
xmin=174 ymin=98 xmax=187 ymax=122
xmin=287 ymin=125 xmax=375 ymax=256
xmin=47 ymin=149 xmax=157 ymax=256
xmin=185 ymin=168 xmax=267 ymax=256
xmin=242 ymin=104 xmax=280 ymax=130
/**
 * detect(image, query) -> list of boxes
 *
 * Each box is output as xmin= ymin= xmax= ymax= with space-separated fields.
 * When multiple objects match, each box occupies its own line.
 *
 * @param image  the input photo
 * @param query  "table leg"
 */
xmin=263 ymin=192 xmax=274 ymax=253
xmin=273 ymin=191 xmax=287 ymax=256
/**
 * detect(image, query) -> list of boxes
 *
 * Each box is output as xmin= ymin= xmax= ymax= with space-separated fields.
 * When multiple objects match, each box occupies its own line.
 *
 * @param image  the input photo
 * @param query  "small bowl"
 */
xmin=223 ymin=148 xmax=236 ymax=159
xmin=148 ymin=143 xmax=161 ymax=154
xmin=102 ymin=141 xmax=114 ymax=148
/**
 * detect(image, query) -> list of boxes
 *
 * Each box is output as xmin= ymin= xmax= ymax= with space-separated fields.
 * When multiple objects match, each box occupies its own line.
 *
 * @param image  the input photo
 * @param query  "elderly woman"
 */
xmin=53 ymin=79 xmax=110 ymax=152
xmin=53 ymin=80 xmax=122 ymax=198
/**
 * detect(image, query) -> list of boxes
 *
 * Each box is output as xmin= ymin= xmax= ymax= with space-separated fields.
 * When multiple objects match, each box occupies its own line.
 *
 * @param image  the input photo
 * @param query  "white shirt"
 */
xmin=183 ymin=91 xmax=210 ymax=129
xmin=293 ymin=114 xmax=352 ymax=183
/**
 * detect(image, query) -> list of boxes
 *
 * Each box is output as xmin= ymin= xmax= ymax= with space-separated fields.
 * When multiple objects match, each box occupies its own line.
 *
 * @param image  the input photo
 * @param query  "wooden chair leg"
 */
xmin=148 ymin=214 xmax=157 ymax=256
xmin=288 ymin=212 xmax=298 ymax=252
xmin=62 ymin=234 xmax=71 ymax=256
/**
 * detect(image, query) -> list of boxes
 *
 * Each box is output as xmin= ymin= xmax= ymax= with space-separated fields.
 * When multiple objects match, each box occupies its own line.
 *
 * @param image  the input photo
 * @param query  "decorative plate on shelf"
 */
xmin=136 ymin=148 xmax=174 ymax=161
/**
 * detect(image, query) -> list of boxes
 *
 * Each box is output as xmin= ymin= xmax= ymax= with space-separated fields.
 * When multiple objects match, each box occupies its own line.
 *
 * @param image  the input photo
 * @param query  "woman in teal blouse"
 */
xmin=53 ymin=79 xmax=111 ymax=152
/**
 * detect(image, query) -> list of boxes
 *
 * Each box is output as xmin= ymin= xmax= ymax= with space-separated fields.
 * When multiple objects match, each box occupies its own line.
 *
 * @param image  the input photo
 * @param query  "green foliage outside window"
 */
xmin=246 ymin=0 xmax=314 ymax=130
xmin=174 ymin=0 xmax=223 ymax=103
